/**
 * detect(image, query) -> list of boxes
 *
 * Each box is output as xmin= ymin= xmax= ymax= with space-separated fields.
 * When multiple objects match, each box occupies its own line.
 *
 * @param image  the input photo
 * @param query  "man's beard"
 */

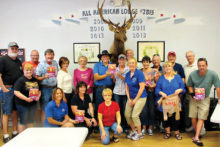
xmin=8 ymin=52 xmax=18 ymax=58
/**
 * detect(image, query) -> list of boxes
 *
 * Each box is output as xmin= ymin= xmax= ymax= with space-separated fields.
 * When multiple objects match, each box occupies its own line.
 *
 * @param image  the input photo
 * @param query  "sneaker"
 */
xmin=185 ymin=126 xmax=194 ymax=132
xmin=124 ymin=129 xmax=129 ymax=136
xmin=3 ymin=137 xmax=10 ymax=143
xmin=141 ymin=129 xmax=146 ymax=135
xmin=111 ymin=136 xmax=119 ymax=143
xmin=159 ymin=123 xmax=165 ymax=133
xmin=127 ymin=131 xmax=136 ymax=139
xmin=200 ymin=126 xmax=206 ymax=136
xmin=131 ymin=133 xmax=143 ymax=141
xmin=148 ymin=129 xmax=153 ymax=136
xmin=12 ymin=133 xmax=18 ymax=138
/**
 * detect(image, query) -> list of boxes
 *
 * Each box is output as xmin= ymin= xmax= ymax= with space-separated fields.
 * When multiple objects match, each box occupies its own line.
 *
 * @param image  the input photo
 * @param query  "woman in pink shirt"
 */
xmin=73 ymin=56 xmax=94 ymax=101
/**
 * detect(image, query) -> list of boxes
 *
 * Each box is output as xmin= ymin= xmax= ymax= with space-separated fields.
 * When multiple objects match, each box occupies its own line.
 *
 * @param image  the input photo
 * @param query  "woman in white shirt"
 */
xmin=57 ymin=57 xmax=74 ymax=118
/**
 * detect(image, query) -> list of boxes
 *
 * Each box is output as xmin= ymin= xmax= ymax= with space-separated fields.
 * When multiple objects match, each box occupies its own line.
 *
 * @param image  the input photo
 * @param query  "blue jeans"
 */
xmin=1 ymin=88 xmax=14 ymax=114
xmin=113 ymin=94 xmax=128 ymax=129
xmin=16 ymin=104 xmax=37 ymax=125
xmin=141 ymin=90 xmax=155 ymax=126
xmin=95 ymin=87 xmax=105 ymax=114
xmin=41 ymin=87 xmax=53 ymax=110
xmin=99 ymin=122 xmax=122 ymax=145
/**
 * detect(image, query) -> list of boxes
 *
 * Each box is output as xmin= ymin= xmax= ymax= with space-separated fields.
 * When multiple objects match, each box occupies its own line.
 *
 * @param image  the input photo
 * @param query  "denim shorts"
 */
xmin=1 ymin=88 xmax=15 ymax=115
xmin=40 ymin=87 xmax=53 ymax=110
xmin=16 ymin=104 xmax=37 ymax=125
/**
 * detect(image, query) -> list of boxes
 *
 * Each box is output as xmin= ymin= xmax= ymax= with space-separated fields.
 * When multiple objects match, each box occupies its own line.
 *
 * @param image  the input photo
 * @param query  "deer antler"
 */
xmin=97 ymin=0 xmax=118 ymax=27
xmin=122 ymin=0 xmax=137 ymax=30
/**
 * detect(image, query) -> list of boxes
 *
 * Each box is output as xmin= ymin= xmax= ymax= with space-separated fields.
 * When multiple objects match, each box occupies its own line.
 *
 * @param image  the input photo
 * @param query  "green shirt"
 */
xmin=187 ymin=69 xmax=220 ymax=97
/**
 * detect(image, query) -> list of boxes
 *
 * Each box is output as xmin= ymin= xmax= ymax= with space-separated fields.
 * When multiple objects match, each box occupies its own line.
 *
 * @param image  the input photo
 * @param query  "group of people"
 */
xmin=0 ymin=42 xmax=219 ymax=146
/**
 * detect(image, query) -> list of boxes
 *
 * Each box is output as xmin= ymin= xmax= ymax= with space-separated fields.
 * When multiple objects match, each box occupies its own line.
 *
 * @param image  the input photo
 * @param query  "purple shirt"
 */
xmin=73 ymin=68 xmax=93 ymax=94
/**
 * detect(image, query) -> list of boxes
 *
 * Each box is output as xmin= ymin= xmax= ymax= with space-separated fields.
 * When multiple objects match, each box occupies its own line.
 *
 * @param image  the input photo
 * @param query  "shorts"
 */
xmin=1 ymin=88 xmax=15 ymax=115
xmin=40 ymin=87 xmax=53 ymax=110
xmin=189 ymin=97 xmax=210 ymax=120
xmin=16 ymin=103 xmax=37 ymax=125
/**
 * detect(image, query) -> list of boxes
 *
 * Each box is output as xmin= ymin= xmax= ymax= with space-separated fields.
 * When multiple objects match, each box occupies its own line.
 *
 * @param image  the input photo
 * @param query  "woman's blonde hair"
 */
xmin=102 ymin=88 xmax=112 ymax=96
xmin=163 ymin=61 xmax=177 ymax=75
xmin=23 ymin=63 xmax=33 ymax=70
xmin=52 ymin=88 xmax=64 ymax=101
xmin=78 ymin=56 xmax=88 ymax=63
xmin=127 ymin=57 xmax=137 ymax=66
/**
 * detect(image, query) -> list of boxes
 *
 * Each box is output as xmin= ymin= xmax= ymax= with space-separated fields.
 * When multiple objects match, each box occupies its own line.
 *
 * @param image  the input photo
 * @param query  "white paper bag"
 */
xmin=210 ymin=104 xmax=220 ymax=123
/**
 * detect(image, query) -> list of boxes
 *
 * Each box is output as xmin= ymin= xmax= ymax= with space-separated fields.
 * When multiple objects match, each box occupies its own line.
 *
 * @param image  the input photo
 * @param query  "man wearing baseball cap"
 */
xmin=0 ymin=42 xmax=23 ymax=143
xmin=167 ymin=51 xmax=185 ymax=82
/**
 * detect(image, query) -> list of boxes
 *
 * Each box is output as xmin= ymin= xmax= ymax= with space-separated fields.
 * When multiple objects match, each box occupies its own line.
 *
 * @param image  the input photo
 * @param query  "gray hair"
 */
xmin=44 ymin=49 xmax=54 ymax=56
xmin=186 ymin=50 xmax=195 ymax=57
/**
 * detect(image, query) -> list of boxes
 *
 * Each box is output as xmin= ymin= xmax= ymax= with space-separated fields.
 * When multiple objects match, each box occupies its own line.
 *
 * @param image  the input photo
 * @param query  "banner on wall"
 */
xmin=0 ymin=49 xmax=25 ymax=63
xmin=52 ymin=6 xmax=185 ymax=40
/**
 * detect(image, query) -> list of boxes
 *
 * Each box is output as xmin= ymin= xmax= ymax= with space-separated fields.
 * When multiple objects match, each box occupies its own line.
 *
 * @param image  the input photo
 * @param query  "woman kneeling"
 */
xmin=98 ymin=88 xmax=123 ymax=145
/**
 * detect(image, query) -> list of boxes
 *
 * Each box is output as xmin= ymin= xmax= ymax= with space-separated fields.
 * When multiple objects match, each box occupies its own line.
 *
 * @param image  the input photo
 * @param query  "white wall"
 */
xmin=0 ymin=0 xmax=219 ymax=96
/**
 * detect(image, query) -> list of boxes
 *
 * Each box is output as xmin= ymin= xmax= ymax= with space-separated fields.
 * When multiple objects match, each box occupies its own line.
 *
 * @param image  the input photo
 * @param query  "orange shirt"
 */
xmin=22 ymin=61 xmax=40 ymax=76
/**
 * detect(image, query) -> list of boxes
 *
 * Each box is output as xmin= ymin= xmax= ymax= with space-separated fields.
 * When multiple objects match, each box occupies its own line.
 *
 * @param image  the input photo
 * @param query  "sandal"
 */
xmin=193 ymin=139 xmax=203 ymax=146
xmin=111 ymin=136 xmax=119 ymax=143
xmin=192 ymin=135 xmax=202 ymax=140
xmin=163 ymin=133 xmax=171 ymax=139
xmin=175 ymin=133 xmax=182 ymax=140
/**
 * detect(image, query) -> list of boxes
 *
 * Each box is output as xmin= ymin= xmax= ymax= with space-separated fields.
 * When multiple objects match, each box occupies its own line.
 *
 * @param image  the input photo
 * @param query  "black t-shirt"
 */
xmin=14 ymin=76 xmax=41 ymax=106
xmin=71 ymin=94 xmax=92 ymax=118
xmin=0 ymin=55 xmax=23 ymax=85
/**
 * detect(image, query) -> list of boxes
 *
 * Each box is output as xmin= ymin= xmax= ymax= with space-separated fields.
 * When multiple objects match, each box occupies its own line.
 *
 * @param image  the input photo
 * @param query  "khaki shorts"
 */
xmin=189 ymin=97 xmax=210 ymax=120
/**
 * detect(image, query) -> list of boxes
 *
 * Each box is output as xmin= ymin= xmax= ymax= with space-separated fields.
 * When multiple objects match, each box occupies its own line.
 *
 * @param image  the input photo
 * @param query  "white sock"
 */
xmin=4 ymin=134 xmax=9 ymax=138
xmin=12 ymin=131 xmax=18 ymax=135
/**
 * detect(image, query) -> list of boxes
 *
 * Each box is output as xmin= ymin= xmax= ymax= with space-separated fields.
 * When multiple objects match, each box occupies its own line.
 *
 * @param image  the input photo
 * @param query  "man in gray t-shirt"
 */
xmin=187 ymin=58 xmax=220 ymax=146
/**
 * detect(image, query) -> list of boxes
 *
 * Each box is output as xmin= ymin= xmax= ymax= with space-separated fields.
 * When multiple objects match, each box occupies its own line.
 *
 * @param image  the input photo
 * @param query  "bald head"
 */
xmin=30 ymin=50 xmax=39 ymax=63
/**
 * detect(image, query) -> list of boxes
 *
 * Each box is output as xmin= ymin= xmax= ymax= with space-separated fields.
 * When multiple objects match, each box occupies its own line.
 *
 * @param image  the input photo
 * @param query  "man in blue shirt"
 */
xmin=36 ymin=49 xmax=58 ymax=124
xmin=93 ymin=50 xmax=114 ymax=114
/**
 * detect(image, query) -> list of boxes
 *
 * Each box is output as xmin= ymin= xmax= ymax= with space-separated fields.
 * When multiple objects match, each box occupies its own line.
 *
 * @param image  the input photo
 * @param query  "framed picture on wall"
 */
xmin=73 ymin=43 xmax=100 ymax=63
xmin=0 ymin=48 xmax=25 ymax=63
xmin=137 ymin=41 xmax=165 ymax=62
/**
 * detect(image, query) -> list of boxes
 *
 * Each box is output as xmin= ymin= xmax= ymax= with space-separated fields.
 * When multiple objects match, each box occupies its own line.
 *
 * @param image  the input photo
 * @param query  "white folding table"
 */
xmin=3 ymin=127 xmax=88 ymax=147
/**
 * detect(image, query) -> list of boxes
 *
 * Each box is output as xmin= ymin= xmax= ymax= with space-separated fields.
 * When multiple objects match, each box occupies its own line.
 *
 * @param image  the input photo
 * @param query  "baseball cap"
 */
xmin=168 ymin=51 xmax=176 ymax=56
xmin=8 ymin=42 xmax=19 ymax=48
xmin=118 ymin=54 xmax=126 ymax=59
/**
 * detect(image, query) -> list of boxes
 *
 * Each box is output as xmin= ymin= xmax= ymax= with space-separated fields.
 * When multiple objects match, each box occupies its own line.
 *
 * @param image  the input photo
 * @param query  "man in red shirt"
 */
xmin=22 ymin=50 xmax=40 ymax=76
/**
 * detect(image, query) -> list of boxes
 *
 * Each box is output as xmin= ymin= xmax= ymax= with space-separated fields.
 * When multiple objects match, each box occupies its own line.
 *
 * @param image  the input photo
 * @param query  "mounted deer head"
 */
xmin=97 ymin=0 xmax=136 ymax=64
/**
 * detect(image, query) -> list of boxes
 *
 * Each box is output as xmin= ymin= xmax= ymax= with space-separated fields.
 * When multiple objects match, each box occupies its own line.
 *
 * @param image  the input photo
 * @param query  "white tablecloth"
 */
xmin=3 ymin=127 xmax=88 ymax=147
